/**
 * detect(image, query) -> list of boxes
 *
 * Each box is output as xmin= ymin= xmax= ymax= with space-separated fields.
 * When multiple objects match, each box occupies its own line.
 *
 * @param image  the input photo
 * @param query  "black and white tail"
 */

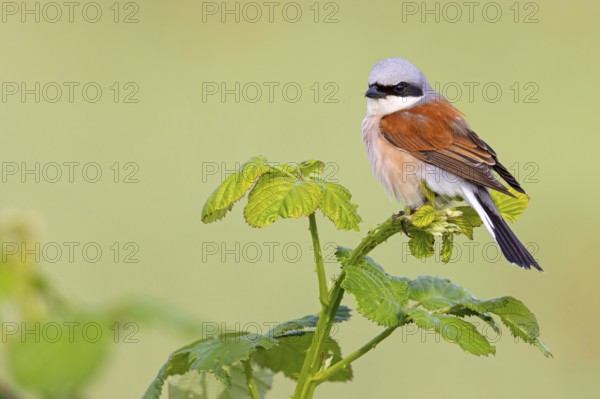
xmin=462 ymin=186 xmax=541 ymax=271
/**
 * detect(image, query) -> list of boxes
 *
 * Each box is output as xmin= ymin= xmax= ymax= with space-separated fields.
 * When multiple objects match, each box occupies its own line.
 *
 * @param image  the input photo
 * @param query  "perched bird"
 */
xmin=362 ymin=58 xmax=540 ymax=270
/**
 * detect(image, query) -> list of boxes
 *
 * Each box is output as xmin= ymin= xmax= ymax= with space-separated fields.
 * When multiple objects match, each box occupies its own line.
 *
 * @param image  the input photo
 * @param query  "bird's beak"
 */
xmin=365 ymin=85 xmax=387 ymax=99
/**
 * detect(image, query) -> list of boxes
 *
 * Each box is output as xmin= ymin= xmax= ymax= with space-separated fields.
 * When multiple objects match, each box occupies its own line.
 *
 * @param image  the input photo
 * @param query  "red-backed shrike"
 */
xmin=362 ymin=58 xmax=540 ymax=270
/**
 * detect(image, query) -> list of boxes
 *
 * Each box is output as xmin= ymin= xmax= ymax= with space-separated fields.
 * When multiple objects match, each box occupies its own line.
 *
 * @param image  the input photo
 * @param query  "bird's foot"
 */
xmin=392 ymin=210 xmax=412 ymax=237
xmin=392 ymin=210 xmax=405 ymax=220
xmin=401 ymin=219 xmax=412 ymax=237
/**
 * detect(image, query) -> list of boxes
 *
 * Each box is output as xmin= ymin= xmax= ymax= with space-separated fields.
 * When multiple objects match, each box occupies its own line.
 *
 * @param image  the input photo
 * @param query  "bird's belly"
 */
xmin=365 ymin=130 xmax=426 ymax=207
xmin=362 ymin=118 xmax=466 ymax=207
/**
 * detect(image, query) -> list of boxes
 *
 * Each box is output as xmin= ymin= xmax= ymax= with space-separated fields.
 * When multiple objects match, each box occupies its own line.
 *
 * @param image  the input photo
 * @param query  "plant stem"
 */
xmin=242 ymin=360 xmax=260 ymax=399
xmin=311 ymin=326 xmax=398 ymax=384
xmin=293 ymin=214 xmax=408 ymax=399
xmin=308 ymin=213 xmax=329 ymax=307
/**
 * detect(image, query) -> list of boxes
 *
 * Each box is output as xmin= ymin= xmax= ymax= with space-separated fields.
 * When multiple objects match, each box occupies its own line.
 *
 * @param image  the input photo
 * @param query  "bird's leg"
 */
xmin=392 ymin=209 xmax=413 ymax=237
xmin=401 ymin=219 xmax=411 ymax=237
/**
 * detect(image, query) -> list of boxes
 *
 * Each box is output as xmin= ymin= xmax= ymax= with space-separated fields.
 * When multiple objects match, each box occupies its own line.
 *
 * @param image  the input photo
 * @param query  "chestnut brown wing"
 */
xmin=379 ymin=99 xmax=523 ymax=195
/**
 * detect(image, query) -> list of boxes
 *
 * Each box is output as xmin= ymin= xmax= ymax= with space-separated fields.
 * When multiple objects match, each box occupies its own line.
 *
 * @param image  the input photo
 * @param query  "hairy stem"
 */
xmin=311 ymin=326 xmax=398 ymax=384
xmin=293 ymin=214 xmax=408 ymax=399
xmin=242 ymin=360 xmax=260 ymax=399
xmin=308 ymin=213 xmax=329 ymax=307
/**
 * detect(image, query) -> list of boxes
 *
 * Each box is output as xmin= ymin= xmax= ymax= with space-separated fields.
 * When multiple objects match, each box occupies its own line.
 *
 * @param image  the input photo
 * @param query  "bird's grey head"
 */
xmin=365 ymin=58 xmax=435 ymax=116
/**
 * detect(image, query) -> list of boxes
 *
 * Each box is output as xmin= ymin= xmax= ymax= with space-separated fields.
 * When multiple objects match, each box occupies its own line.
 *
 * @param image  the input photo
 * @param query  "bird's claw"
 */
xmin=392 ymin=210 xmax=412 ymax=237
xmin=401 ymin=219 xmax=412 ymax=237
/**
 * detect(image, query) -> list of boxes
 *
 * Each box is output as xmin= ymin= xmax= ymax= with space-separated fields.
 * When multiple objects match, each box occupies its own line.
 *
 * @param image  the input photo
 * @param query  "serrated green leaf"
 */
xmin=268 ymin=160 xmax=325 ymax=180
xmin=420 ymin=181 xmax=436 ymax=205
xmin=318 ymin=181 xmax=362 ymax=231
xmin=445 ymin=305 xmax=501 ymax=334
xmin=491 ymin=187 xmax=529 ymax=222
xmin=454 ymin=206 xmax=483 ymax=227
xmin=202 ymin=156 xmax=269 ymax=223
xmin=166 ymin=365 xmax=273 ymax=399
xmin=407 ymin=276 xmax=500 ymax=333
xmin=217 ymin=363 xmax=273 ymax=399
xmin=441 ymin=234 xmax=453 ymax=263
xmin=409 ymin=276 xmax=474 ymax=310
xmin=447 ymin=216 xmax=474 ymax=239
xmin=297 ymin=160 xmax=325 ymax=178
xmin=534 ymin=339 xmax=553 ymax=358
xmin=462 ymin=296 xmax=550 ymax=356
xmin=268 ymin=306 xmax=351 ymax=337
xmin=468 ymin=297 xmax=538 ymax=342
xmin=447 ymin=206 xmax=482 ymax=240
xmin=341 ymin=256 xmax=409 ymax=326
xmin=244 ymin=176 xmax=322 ymax=227
xmin=253 ymin=332 xmax=352 ymax=382
xmin=411 ymin=205 xmax=436 ymax=228
xmin=188 ymin=333 xmax=275 ymax=386
xmin=145 ymin=331 xmax=276 ymax=397
xmin=408 ymin=230 xmax=435 ymax=259
xmin=402 ymin=307 xmax=495 ymax=356
xmin=143 ymin=341 xmax=209 ymax=399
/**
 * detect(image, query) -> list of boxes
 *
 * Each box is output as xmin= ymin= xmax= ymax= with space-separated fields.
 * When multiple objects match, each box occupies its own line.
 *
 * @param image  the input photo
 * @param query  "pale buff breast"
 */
xmin=362 ymin=115 xmax=426 ymax=207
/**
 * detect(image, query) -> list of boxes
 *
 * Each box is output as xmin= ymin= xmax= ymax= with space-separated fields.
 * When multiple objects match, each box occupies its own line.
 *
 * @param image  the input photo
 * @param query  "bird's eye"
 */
xmin=394 ymin=82 xmax=407 ymax=94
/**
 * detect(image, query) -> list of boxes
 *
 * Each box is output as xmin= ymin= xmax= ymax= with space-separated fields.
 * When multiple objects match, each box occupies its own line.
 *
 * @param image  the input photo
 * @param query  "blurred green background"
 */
xmin=0 ymin=0 xmax=598 ymax=397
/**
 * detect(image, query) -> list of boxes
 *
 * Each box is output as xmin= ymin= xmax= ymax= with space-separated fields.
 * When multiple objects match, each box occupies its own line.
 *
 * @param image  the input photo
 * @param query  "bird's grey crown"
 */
xmin=368 ymin=58 xmax=432 ymax=92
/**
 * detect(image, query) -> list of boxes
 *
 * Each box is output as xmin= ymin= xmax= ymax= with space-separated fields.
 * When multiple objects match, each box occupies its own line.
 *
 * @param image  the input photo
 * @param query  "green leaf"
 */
xmin=447 ymin=206 xmax=482 ymax=240
xmin=407 ymin=276 xmax=500 ymax=333
xmin=268 ymin=160 xmax=324 ymax=180
xmin=420 ymin=181 xmax=436 ymax=205
xmin=297 ymin=160 xmax=325 ymax=178
xmin=341 ymin=255 xmax=409 ymax=326
xmin=143 ymin=342 xmax=201 ymax=399
xmin=534 ymin=340 xmax=553 ymax=358
xmin=408 ymin=276 xmax=474 ymax=310
xmin=217 ymin=363 xmax=273 ymax=399
xmin=244 ymin=176 xmax=322 ymax=227
xmin=491 ymin=187 xmax=529 ymax=222
xmin=465 ymin=296 xmax=550 ymax=356
xmin=402 ymin=307 xmax=496 ymax=356
xmin=411 ymin=205 xmax=435 ymax=228
xmin=408 ymin=230 xmax=435 ymax=259
xmin=268 ymin=306 xmax=351 ymax=337
xmin=318 ymin=181 xmax=362 ymax=231
xmin=253 ymin=332 xmax=352 ymax=382
xmin=144 ymin=332 xmax=276 ymax=398
xmin=441 ymin=234 xmax=453 ymax=263
xmin=447 ymin=217 xmax=473 ymax=240
xmin=454 ymin=206 xmax=483 ymax=227
xmin=445 ymin=306 xmax=501 ymax=334
xmin=202 ymin=156 xmax=269 ymax=223
xmin=166 ymin=365 xmax=273 ymax=399
xmin=188 ymin=333 xmax=275 ymax=386
xmin=468 ymin=297 xmax=537 ymax=340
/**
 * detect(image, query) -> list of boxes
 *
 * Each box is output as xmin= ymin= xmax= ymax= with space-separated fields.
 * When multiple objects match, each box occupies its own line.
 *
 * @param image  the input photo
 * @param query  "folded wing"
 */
xmin=379 ymin=99 xmax=524 ymax=196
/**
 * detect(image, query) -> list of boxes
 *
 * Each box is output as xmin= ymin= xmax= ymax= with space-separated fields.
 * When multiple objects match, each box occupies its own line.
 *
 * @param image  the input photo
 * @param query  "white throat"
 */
xmin=366 ymin=95 xmax=422 ymax=116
